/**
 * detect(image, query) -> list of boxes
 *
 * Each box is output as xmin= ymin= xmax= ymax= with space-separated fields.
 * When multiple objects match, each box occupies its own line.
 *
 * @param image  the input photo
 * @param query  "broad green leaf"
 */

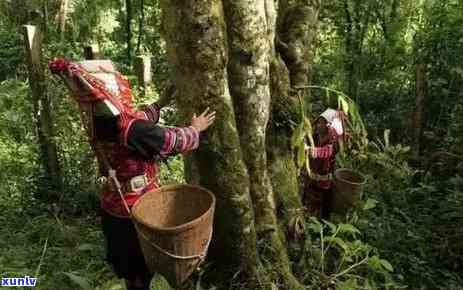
xmin=308 ymin=217 xmax=322 ymax=232
xmin=363 ymin=198 xmax=378 ymax=210
xmin=63 ymin=272 xmax=94 ymax=290
xmin=338 ymin=223 xmax=360 ymax=235
xmin=324 ymin=220 xmax=337 ymax=232
xmin=338 ymin=97 xmax=349 ymax=115
xmin=368 ymin=256 xmax=382 ymax=271
xmin=380 ymin=259 xmax=394 ymax=272
xmin=326 ymin=236 xmax=348 ymax=252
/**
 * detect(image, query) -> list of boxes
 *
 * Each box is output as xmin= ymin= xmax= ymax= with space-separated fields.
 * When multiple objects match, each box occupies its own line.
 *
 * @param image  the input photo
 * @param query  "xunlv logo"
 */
xmin=1 ymin=276 xmax=37 ymax=287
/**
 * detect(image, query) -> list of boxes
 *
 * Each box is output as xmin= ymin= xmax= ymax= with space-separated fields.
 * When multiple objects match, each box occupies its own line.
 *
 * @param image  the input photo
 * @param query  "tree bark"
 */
xmin=126 ymin=0 xmax=133 ymax=61
xmin=58 ymin=0 xmax=69 ymax=42
xmin=343 ymin=0 xmax=371 ymax=101
xmin=160 ymin=0 xmax=319 ymax=287
xmin=222 ymin=1 xmax=303 ymax=287
xmin=136 ymin=0 xmax=145 ymax=54
xmin=277 ymin=0 xmax=320 ymax=89
xmin=22 ymin=25 xmax=62 ymax=198
xmin=134 ymin=55 xmax=152 ymax=96
xmin=271 ymin=0 xmax=320 ymax=234
xmin=160 ymin=0 xmax=262 ymax=283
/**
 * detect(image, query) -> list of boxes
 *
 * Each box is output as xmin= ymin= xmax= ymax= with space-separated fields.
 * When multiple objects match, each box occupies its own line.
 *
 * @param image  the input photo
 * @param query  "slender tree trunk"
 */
xmin=22 ymin=25 xmax=62 ymax=198
xmin=42 ymin=0 xmax=49 ymax=33
xmin=136 ymin=0 xmax=145 ymax=54
xmin=343 ymin=0 xmax=371 ymax=101
xmin=125 ymin=0 xmax=133 ymax=61
xmin=134 ymin=55 xmax=151 ymax=96
xmin=343 ymin=0 xmax=356 ymax=98
xmin=58 ymin=0 xmax=69 ymax=42
xmin=412 ymin=63 xmax=425 ymax=158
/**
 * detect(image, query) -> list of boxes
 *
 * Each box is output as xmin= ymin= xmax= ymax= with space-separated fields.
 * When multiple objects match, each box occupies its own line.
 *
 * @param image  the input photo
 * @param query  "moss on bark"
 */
xmin=160 ymin=0 xmax=320 ymax=288
xmin=160 ymin=0 xmax=261 ymax=280
xmin=267 ymin=52 xmax=305 ymax=236
xmin=222 ymin=0 xmax=304 ymax=288
xmin=277 ymin=1 xmax=321 ymax=88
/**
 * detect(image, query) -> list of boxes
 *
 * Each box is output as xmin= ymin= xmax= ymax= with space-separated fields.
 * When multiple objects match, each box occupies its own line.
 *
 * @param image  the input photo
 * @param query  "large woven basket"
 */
xmin=131 ymin=184 xmax=215 ymax=287
xmin=332 ymin=168 xmax=366 ymax=214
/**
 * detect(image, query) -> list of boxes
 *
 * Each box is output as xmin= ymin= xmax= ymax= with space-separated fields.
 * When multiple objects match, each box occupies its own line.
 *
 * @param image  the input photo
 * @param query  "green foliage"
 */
xmin=0 ymin=79 xmax=39 ymax=207
xmin=338 ymin=129 xmax=463 ymax=289
xmin=159 ymin=155 xmax=186 ymax=185
xmin=294 ymin=212 xmax=402 ymax=290
xmin=0 ymin=29 xmax=25 ymax=80
xmin=1 ymin=0 xmax=463 ymax=289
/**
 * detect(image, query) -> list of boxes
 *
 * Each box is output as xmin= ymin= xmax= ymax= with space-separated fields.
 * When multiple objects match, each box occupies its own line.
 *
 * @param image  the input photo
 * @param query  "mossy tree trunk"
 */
xmin=160 ymin=0 xmax=320 ymax=288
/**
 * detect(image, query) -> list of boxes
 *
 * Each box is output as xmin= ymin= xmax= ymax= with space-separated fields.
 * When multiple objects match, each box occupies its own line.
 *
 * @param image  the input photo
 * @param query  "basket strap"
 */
xmin=109 ymin=168 xmax=132 ymax=215
xmin=134 ymin=222 xmax=213 ymax=261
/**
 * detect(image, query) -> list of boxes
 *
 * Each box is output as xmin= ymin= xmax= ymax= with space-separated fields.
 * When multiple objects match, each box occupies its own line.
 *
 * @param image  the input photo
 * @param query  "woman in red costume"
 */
xmin=303 ymin=108 xmax=345 ymax=219
xmin=49 ymin=58 xmax=215 ymax=290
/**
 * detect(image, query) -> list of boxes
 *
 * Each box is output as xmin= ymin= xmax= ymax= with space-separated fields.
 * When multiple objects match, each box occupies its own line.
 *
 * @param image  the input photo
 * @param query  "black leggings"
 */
xmin=100 ymin=209 xmax=153 ymax=286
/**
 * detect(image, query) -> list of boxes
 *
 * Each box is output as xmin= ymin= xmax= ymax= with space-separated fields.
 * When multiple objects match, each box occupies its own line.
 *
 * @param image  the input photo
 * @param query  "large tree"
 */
xmin=160 ymin=0 xmax=320 ymax=288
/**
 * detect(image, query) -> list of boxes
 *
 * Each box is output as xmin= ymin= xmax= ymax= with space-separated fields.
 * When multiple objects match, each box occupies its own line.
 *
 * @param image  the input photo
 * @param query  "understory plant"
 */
xmin=293 ymin=204 xmax=403 ymax=290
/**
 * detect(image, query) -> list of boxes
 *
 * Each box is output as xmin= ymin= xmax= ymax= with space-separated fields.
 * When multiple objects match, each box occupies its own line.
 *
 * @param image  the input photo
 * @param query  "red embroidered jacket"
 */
xmin=308 ymin=127 xmax=339 ymax=190
xmin=99 ymin=103 xmax=199 ymax=217
xmin=49 ymin=58 xmax=200 ymax=218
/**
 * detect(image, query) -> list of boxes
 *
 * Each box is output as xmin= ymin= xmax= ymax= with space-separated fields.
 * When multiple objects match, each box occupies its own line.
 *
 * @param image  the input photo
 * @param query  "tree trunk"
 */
xmin=222 ymin=1 xmax=303 ymax=287
xmin=125 ymin=0 xmax=133 ymax=61
xmin=58 ymin=0 xmax=69 ymax=42
xmin=343 ymin=0 xmax=371 ymax=101
xmin=160 ymin=0 xmax=261 ymax=283
xmin=134 ymin=55 xmax=152 ymax=96
xmin=22 ymin=25 xmax=62 ymax=198
xmin=136 ymin=0 xmax=145 ymax=54
xmin=160 ymin=0 xmax=319 ymax=287
xmin=412 ymin=63 xmax=425 ymax=158
xmin=272 ymin=0 xmax=320 ymax=228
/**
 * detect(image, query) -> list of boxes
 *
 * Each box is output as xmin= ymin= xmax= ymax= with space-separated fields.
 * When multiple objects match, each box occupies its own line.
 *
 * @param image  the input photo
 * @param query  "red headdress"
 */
xmin=49 ymin=58 xmax=143 ymax=141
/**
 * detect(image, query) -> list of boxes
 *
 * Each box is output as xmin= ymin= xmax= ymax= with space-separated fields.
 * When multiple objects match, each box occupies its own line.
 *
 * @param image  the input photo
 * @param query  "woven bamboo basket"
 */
xmin=131 ymin=184 xmax=215 ymax=287
xmin=332 ymin=168 xmax=366 ymax=214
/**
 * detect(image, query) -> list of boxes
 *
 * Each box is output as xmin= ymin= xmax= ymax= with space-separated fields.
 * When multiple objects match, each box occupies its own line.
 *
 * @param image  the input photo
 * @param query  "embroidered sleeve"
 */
xmin=160 ymin=126 xmax=200 ymax=156
xmin=311 ymin=144 xmax=334 ymax=159
xmin=140 ymin=102 xmax=161 ymax=124
xmin=124 ymin=119 xmax=199 ymax=159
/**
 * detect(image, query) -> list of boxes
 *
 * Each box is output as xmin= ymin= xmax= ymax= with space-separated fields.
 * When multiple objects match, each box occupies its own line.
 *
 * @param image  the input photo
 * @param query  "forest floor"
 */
xmin=0 ymin=204 xmax=174 ymax=290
